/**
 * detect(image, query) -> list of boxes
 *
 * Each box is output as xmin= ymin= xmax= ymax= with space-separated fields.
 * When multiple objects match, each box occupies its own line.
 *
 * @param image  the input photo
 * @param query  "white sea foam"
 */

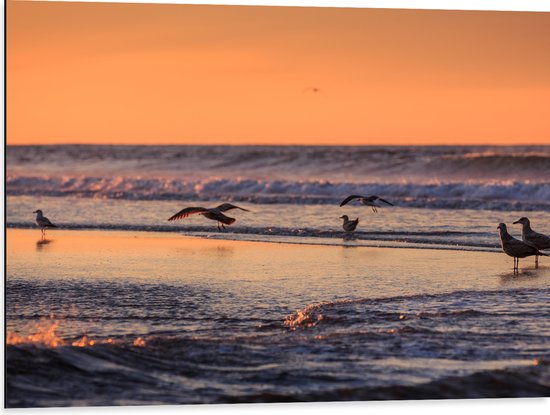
xmin=6 ymin=174 xmax=550 ymax=211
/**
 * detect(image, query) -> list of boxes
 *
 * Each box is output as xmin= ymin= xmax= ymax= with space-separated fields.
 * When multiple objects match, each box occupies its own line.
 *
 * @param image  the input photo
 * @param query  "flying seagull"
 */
xmin=340 ymin=195 xmax=394 ymax=213
xmin=303 ymin=86 xmax=321 ymax=94
xmin=497 ymin=223 xmax=547 ymax=273
xmin=33 ymin=209 xmax=57 ymax=237
xmin=340 ymin=215 xmax=359 ymax=232
xmin=168 ymin=203 xmax=249 ymax=230
xmin=513 ymin=217 xmax=550 ymax=268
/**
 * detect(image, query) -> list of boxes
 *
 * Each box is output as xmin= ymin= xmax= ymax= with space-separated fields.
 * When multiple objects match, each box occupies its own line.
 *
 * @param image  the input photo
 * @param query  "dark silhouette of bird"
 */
xmin=339 ymin=195 xmax=394 ymax=213
xmin=168 ymin=203 xmax=249 ymax=230
xmin=513 ymin=217 xmax=550 ymax=267
xmin=33 ymin=209 xmax=57 ymax=237
xmin=497 ymin=223 xmax=547 ymax=273
xmin=303 ymin=86 xmax=321 ymax=94
xmin=340 ymin=215 xmax=359 ymax=232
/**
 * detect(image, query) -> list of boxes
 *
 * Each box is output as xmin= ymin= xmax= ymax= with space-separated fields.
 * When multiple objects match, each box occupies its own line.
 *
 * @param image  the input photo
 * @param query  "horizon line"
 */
xmin=6 ymin=142 xmax=550 ymax=147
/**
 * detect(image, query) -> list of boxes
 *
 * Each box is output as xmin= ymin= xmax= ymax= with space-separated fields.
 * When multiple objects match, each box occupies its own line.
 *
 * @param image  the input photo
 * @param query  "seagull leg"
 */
xmin=535 ymin=255 xmax=539 ymax=269
xmin=222 ymin=224 xmax=226 ymax=230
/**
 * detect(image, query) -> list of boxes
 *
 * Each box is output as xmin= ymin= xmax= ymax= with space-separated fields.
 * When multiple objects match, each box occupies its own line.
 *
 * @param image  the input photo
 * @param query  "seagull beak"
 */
xmin=512 ymin=220 xmax=520 ymax=224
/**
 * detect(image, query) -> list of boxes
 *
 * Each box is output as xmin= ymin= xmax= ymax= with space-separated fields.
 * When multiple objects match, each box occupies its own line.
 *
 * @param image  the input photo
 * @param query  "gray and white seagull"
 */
xmin=168 ymin=203 xmax=249 ymax=230
xmin=340 ymin=215 xmax=359 ymax=232
xmin=497 ymin=223 xmax=547 ymax=273
xmin=340 ymin=195 xmax=394 ymax=213
xmin=33 ymin=209 xmax=57 ymax=237
xmin=513 ymin=217 xmax=550 ymax=267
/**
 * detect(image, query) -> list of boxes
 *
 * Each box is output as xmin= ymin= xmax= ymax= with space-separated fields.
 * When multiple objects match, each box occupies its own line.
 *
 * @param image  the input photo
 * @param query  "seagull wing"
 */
xmin=377 ymin=197 xmax=394 ymax=206
xmin=44 ymin=217 xmax=57 ymax=227
xmin=527 ymin=231 xmax=550 ymax=250
xmin=340 ymin=195 xmax=363 ymax=207
xmin=507 ymin=238 xmax=541 ymax=257
xmin=38 ymin=217 xmax=57 ymax=227
xmin=168 ymin=207 xmax=210 ymax=221
xmin=216 ymin=203 xmax=249 ymax=212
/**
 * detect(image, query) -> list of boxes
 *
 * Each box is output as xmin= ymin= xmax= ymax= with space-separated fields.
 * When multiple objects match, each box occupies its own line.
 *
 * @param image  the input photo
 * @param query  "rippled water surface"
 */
xmin=6 ymin=230 xmax=550 ymax=407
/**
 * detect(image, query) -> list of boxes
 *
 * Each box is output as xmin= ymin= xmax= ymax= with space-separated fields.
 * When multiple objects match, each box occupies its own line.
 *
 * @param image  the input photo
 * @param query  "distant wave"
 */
xmin=7 ymin=174 xmax=550 ymax=211
xmin=7 ymin=145 xmax=550 ymax=183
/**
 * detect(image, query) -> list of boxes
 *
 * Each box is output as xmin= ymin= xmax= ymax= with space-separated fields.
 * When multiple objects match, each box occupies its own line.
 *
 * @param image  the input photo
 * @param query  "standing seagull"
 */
xmin=497 ymin=223 xmax=546 ymax=273
xmin=340 ymin=195 xmax=394 ymax=213
xmin=513 ymin=217 xmax=550 ymax=268
xmin=168 ymin=203 xmax=249 ymax=230
xmin=33 ymin=210 xmax=57 ymax=237
xmin=340 ymin=215 xmax=359 ymax=232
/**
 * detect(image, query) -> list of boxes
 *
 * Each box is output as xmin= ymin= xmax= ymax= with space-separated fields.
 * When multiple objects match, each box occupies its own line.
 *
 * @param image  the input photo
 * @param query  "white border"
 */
xmin=12 ymin=0 xmax=550 ymax=12
xmin=2 ymin=0 xmax=550 ymax=414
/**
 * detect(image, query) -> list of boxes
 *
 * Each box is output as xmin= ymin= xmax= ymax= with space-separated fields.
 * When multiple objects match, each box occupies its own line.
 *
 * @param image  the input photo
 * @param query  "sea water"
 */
xmin=6 ymin=145 xmax=550 ymax=406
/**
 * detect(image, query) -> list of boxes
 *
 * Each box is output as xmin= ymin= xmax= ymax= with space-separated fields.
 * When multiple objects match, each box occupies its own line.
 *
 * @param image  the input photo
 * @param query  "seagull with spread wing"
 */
xmin=339 ymin=195 xmax=394 ymax=213
xmin=168 ymin=203 xmax=249 ymax=230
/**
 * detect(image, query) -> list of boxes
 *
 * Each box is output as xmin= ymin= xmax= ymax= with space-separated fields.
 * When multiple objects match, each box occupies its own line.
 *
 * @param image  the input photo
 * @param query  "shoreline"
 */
xmin=6 ymin=225 xmax=501 ymax=253
xmin=7 ymin=228 xmax=549 ymax=290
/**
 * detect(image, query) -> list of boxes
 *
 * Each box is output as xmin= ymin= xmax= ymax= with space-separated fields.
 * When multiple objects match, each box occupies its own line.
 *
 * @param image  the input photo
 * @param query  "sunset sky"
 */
xmin=7 ymin=1 xmax=550 ymax=145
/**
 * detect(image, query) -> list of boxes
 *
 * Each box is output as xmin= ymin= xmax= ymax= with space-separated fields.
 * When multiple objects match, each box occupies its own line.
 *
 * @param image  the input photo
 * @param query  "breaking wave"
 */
xmin=6 ymin=174 xmax=550 ymax=211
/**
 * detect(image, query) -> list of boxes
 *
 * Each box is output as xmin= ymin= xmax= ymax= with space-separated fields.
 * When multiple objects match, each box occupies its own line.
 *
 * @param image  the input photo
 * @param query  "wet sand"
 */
xmin=8 ymin=228 xmax=549 ymax=286
xmin=7 ymin=228 xmax=549 ymax=297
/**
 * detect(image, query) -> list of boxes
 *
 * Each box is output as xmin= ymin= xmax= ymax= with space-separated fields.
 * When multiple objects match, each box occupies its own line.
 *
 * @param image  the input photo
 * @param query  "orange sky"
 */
xmin=7 ymin=1 xmax=550 ymax=145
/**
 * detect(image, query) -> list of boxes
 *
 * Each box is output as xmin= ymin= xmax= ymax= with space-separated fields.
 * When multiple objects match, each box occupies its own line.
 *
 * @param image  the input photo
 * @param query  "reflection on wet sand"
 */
xmin=6 ymin=228 xmax=548 ymax=296
xmin=499 ymin=267 xmax=545 ymax=286
xmin=36 ymin=238 xmax=54 ymax=251
xmin=174 ymin=245 xmax=235 ymax=259
xmin=342 ymin=233 xmax=358 ymax=241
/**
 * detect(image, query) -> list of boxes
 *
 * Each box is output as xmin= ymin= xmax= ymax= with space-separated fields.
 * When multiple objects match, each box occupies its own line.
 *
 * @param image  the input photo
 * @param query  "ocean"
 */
xmin=5 ymin=145 xmax=550 ymax=407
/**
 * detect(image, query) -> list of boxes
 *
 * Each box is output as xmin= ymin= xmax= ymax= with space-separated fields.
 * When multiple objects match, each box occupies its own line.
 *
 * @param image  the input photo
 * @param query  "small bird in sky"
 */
xmin=303 ymin=86 xmax=321 ymax=94
xmin=168 ymin=203 xmax=249 ymax=231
